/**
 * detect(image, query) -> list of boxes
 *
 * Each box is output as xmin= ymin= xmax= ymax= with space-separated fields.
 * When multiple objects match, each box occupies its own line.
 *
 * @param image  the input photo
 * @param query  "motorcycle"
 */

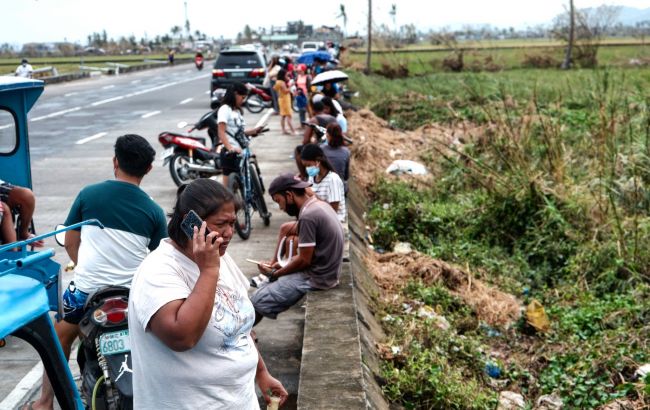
xmin=194 ymin=53 xmax=204 ymax=70
xmin=244 ymin=83 xmax=273 ymax=114
xmin=158 ymin=111 xmax=223 ymax=186
xmin=54 ymin=227 xmax=132 ymax=410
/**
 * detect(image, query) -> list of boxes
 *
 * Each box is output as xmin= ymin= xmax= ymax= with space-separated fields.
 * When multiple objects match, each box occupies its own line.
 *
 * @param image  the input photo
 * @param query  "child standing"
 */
xmin=295 ymin=88 xmax=308 ymax=128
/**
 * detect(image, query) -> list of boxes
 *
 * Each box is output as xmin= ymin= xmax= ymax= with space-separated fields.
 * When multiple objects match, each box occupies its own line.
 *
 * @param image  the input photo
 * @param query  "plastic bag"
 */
xmin=525 ymin=299 xmax=550 ymax=332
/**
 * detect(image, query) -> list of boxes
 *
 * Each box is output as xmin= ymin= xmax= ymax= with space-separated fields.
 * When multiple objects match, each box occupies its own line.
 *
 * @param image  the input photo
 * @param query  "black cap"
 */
xmin=268 ymin=173 xmax=311 ymax=196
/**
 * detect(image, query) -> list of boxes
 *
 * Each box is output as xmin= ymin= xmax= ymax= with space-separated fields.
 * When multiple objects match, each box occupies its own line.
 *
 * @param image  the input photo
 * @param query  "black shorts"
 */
xmin=220 ymin=151 xmax=240 ymax=174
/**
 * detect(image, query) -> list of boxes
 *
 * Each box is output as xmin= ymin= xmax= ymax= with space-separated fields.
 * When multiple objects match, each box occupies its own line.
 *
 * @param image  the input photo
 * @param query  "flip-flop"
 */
xmin=20 ymin=401 xmax=35 ymax=410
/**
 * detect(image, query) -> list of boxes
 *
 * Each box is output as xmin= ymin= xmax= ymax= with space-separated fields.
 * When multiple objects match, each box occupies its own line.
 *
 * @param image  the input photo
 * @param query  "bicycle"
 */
xmin=226 ymin=128 xmax=271 ymax=240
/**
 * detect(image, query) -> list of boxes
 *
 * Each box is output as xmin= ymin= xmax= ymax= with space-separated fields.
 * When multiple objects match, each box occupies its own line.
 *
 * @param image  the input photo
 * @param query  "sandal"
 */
xmin=20 ymin=401 xmax=35 ymax=410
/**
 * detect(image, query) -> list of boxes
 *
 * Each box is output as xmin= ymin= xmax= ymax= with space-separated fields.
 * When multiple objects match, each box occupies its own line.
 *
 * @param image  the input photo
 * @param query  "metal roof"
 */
xmin=0 ymin=76 xmax=44 ymax=92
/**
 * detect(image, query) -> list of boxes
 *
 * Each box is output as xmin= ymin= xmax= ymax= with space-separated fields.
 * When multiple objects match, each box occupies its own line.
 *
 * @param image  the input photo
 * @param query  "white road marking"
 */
xmin=91 ymin=96 xmax=124 ymax=106
xmin=76 ymin=132 xmax=108 ymax=145
xmin=64 ymin=92 xmax=78 ymax=97
xmin=0 ymin=124 xmax=13 ymax=130
xmin=0 ymin=362 xmax=43 ymax=409
xmin=30 ymin=106 xmax=82 ymax=122
xmin=31 ymin=74 xmax=209 ymax=120
xmin=141 ymin=110 xmax=161 ymax=119
xmin=179 ymin=98 xmax=193 ymax=105
xmin=131 ymin=79 xmax=141 ymax=84
xmin=102 ymin=85 xmax=115 ymax=90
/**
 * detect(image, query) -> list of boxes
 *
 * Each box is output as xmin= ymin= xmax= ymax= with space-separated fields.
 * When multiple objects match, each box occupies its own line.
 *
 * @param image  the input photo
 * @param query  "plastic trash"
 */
xmin=385 ymin=160 xmax=428 ymax=176
xmin=485 ymin=362 xmax=502 ymax=378
xmin=497 ymin=391 xmax=526 ymax=410
xmin=534 ymin=394 xmax=563 ymax=410
xmin=635 ymin=363 xmax=650 ymax=379
xmin=393 ymin=242 xmax=413 ymax=254
xmin=525 ymin=299 xmax=550 ymax=332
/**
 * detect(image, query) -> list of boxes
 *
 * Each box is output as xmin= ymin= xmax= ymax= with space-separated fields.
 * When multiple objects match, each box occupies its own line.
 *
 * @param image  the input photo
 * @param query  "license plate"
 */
xmin=230 ymin=72 xmax=245 ymax=77
xmin=162 ymin=147 xmax=174 ymax=160
xmin=99 ymin=330 xmax=131 ymax=356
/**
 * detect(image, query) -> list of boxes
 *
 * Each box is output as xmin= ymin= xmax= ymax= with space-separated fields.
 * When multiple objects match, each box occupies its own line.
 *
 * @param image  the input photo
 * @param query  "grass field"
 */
xmin=350 ymin=59 xmax=650 ymax=408
xmin=344 ymin=42 xmax=650 ymax=75
xmin=0 ymin=54 xmax=196 ymax=76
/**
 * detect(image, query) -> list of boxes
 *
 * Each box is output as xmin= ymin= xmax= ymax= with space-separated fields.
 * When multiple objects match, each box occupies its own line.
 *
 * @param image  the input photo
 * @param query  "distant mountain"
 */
xmin=617 ymin=7 xmax=650 ymax=26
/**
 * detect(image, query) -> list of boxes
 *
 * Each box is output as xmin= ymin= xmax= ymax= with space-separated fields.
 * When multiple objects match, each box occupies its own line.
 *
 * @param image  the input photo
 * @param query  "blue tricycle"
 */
xmin=0 ymin=77 xmax=89 ymax=409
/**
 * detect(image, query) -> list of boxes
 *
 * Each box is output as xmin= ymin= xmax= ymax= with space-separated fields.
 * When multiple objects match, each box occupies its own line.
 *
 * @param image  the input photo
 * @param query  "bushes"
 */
xmin=362 ymin=68 xmax=650 ymax=408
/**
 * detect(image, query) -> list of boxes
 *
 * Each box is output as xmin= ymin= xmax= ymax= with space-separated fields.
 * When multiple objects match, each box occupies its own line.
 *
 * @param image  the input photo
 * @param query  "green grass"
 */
xmin=344 ymin=43 xmax=650 ymax=75
xmin=358 ymin=64 xmax=650 ymax=407
xmin=0 ymin=54 xmax=196 ymax=76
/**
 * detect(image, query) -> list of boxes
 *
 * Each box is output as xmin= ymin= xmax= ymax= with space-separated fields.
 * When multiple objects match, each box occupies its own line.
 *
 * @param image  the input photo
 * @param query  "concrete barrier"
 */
xmin=297 ymin=180 xmax=390 ymax=409
xmin=40 ymin=59 xmax=196 ymax=85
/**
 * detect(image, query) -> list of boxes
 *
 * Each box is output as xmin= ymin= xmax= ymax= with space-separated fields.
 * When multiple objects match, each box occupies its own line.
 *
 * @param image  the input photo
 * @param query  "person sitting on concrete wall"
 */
xmin=251 ymin=173 xmax=344 ymax=325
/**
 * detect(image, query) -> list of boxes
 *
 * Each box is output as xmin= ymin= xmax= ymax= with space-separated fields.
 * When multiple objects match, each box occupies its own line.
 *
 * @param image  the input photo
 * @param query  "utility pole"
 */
xmin=562 ymin=0 xmax=575 ymax=69
xmin=184 ymin=1 xmax=190 ymax=38
xmin=365 ymin=0 xmax=372 ymax=74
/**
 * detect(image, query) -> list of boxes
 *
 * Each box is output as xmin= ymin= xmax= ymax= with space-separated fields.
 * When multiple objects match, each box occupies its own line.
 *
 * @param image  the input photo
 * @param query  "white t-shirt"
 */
xmin=309 ymin=171 xmax=346 ymax=222
xmin=217 ymin=104 xmax=246 ymax=150
xmin=129 ymin=239 xmax=259 ymax=410
xmin=15 ymin=64 xmax=33 ymax=78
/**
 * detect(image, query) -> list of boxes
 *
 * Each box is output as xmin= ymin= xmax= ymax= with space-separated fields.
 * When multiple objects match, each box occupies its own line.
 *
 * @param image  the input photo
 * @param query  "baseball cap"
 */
xmin=268 ymin=173 xmax=312 ymax=195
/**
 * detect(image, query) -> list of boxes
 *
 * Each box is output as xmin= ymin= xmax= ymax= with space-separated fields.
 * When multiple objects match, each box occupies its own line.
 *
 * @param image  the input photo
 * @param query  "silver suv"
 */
xmin=211 ymin=48 xmax=267 ymax=93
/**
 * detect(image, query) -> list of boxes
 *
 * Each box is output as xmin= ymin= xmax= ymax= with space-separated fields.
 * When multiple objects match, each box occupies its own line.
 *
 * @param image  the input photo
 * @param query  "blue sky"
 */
xmin=2 ymin=0 xmax=648 ymax=45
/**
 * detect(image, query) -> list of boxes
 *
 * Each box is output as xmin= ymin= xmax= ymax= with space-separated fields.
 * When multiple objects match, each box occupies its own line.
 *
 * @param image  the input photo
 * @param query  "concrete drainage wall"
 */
xmin=296 ymin=180 xmax=391 ymax=409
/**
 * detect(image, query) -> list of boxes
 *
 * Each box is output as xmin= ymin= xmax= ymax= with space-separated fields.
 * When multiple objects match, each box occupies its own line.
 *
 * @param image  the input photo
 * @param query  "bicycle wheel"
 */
xmin=249 ymin=164 xmax=270 ymax=226
xmin=246 ymin=94 xmax=265 ymax=114
xmin=227 ymin=173 xmax=252 ymax=239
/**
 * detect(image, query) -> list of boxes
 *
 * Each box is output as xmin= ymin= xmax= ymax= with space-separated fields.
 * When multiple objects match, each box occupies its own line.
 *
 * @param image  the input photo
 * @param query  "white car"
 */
xmin=301 ymin=41 xmax=322 ymax=53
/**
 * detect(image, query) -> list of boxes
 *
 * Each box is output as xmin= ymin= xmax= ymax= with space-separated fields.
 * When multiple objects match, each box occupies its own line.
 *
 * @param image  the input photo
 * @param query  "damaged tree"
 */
xmin=553 ymin=2 xmax=621 ymax=68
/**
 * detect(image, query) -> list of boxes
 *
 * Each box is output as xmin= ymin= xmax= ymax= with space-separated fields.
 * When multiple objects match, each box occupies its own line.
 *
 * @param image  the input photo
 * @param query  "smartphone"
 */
xmin=180 ymin=210 xmax=215 ymax=243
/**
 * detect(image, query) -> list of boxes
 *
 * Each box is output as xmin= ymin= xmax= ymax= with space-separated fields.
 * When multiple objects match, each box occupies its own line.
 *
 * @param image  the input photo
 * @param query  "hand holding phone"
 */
xmin=181 ymin=210 xmax=217 ymax=244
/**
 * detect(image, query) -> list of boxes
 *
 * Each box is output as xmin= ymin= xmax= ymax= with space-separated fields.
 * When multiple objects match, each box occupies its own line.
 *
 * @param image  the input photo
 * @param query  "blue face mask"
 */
xmin=306 ymin=165 xmax=320 ymax=178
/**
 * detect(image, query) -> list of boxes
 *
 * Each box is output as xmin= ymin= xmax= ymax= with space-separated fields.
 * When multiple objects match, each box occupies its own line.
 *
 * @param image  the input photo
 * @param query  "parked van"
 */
xmin=300 ymin=41 xmax=323 ymax=53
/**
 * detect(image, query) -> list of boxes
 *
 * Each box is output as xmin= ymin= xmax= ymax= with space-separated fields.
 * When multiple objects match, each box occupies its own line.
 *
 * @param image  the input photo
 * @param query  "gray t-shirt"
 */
xmin=298 ymin=197 xmax=344 ymax=289
xmin=321 ymin=144 xmax=350 ymax=182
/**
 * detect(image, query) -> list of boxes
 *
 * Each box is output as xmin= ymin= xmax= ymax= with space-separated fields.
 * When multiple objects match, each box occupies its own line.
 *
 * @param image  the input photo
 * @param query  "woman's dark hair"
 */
xmin=277 ymin=69 xmax=287 ymax=82
xmin=321 ymin=97 xmax=340 ymax=116
xmin=221 ymin=83 xmax=248 ymax=112
xmin=301 ymin=144 xmax=335 ymax=172
xmin=326 ymin=123 xmax=344 ymax=148
xmin=114 ymin=134 xmax=156 ymax=177
xmin=168 ymin=179 xmax=239 ymax=249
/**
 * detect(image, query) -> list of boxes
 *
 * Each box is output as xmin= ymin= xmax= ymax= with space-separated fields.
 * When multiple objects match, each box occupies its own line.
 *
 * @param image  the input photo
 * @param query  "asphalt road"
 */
xmin=0 ymin=63 xmax=303 ymax=409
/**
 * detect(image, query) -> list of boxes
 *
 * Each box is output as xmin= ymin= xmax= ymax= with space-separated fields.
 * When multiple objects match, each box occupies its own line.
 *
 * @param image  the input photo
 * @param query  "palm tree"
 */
xmin=389 ymin=4 xmax=397 ymax=30
xmin=337 ymin=4 xmax=348 ymax=35
xmin=170 ymin=25 xmax=182 ymax=43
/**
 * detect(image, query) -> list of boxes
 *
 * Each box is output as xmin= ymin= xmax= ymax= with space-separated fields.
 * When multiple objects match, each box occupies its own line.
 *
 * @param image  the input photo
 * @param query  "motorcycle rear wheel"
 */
xmin=227 ymin=173 xmax=252 ymax=239
xmin=169 ymin=153 xmax=198 ymax=186
xmin=246 ymin=94 xmax=265 ymax=114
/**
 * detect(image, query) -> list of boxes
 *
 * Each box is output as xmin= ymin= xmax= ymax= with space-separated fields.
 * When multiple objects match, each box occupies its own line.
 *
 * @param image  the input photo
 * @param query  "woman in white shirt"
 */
xmin=129 ymin=179 xmax=287 ymax=409
xmin=217 ymin=83 xmax=264 ymax=186
xmin=300 ymin=143 xmax=346 ymax=223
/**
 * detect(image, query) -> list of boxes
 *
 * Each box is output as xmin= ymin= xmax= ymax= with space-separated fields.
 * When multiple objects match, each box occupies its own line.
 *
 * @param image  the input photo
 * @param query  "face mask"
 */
xmin=283 ymin=194 xmax=300 ymax=217
xmin=306 ymin=165 xmax=320 ymax=178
